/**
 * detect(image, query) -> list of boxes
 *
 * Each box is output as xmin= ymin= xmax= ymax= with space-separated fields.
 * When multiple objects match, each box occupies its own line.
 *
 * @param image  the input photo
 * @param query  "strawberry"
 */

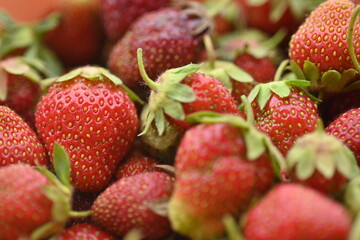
xmin=0 ymin=105 xmax=48 ymax=167
xmin=325 ymin=107 xmax=360 ymax=164
xmin=100 ymin=0 xmax=171 ymax=42
xmin=107 ymin=7 xmax=208 ymax=94
xmin=91 ymin=172 xmax=175 ymax=239
xmin=115 ymin=149 xmax=158 ymax=179
xmin=0 ymin=57 xmax=44 ymax=127
xmin=289 ymin=0 xmax=360 ymax=92
xmin=35 ymin=66 xmax=140 ymax=192
xmin=247 ymin=80 xmax=319 ymax=156
xmin=168 ymin=112 xmax=285 ymax=240
xmin=0 ymin=163 xmax=74 ymax=240
xmin=138 ymin=48 xmax=241 ymax=136
xmin=286 ymin=122 xmax=359 ymax=195
xmin=44 ymin=0 xmax=104 ymax=67
xmin=58 ymin=223 xmax=116 ymax=240
xmin=243 ymin=183 xmax=352 ymax=240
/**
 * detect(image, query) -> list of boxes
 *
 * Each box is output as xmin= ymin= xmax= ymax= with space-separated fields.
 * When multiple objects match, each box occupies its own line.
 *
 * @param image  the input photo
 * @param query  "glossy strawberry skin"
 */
xmin=91 ymin=172 xmax=174 ymax=239
xmin=243 ymin=183 xmax=351 ymax=240
xmin=108 ymin=8 xmax=203 ymax=92
xmin=58 ymin=223 xmax=116 ymax=240
xmin=253 ymin=88 xmax=319 ymax=156
xmin=100 ymin=0 xmax=171 ymax=42
xmin=169 ymin=73 xmax=241 ymax=130
xmin=289 ymin=0 xmax=360 ymax=73
xmin=0 ymin=106 xmax=48 ymax=167
xmin=35 ymin=76 xmax=139 ymax=192
xmin=326 ymin=108 xmax=360 ymax=164
xmin=0 ymin=164 xmax=53 ymax=240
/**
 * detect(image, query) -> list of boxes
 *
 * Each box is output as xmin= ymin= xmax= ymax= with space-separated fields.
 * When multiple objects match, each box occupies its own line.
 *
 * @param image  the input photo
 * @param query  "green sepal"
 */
xmin=222 ymin=214 xmax=245 ymax=240
xmin=33 ymin=13 xmax=61 ymax=33
xmin=154 ymin=110 xmax=166 ymax=137
xmin=243 ymin=127 xmax=266 ymax=160
xmin=303 ymin=60 xmax=320 ymax=84
xmin=36 ymin=46 xmax=64 ymax=77
xmin=246 ymin=0 xmax=267 ymax=6
xmin=53 ymin=143 xmax=71 ymax=188
xmin=289 ymin=60 xmax=306 ymax=80
xmin=321 ymin=70 xmax=341 ymax=91
xmin=1 ymin=57 xmax=42 ymax=83
xmin=163 ymin=99 xmax=185 ymax=120
xmin=166 ymin=83 xmax=196 ymax=103
xmin=343 ymin=80 xmax=360 ymax=92
xmin=139 ymin=108 xmax=155 ymax=136
xmin=345 ymin=176 xmax=360 ymax=216
xmin=0 ymin=68 xmax=8 ymax=101
xmin=0 ymin=26 xmax=33 ymax=58
xmin=348 ymin=213 xmax=360 ymax=240
xmin=269 ymin=0 xmax=288 ymax=23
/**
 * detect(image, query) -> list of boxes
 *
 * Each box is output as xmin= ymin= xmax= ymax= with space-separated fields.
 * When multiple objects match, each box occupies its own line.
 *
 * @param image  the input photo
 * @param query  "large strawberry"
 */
xmin=58 ymin=223 xmax=116 ymax=240
xmin=91 ymin=172 xmax=175 ymax=239
xmin=289 ymin=0 xmax=360 ymax=92
xmin=243 ymin=183 xmax=351 ymax=240
xmin=107 ymin=6 xmax=209 ymax=95
xmin=44 ymin=0 xmax=105 ymax=67
xmin=247 ymin=79 xmax=319 ymax=156
xmin=326 ymin=107 xmax=360 ymax=164
xmin=100 ymin=0 xmax=171 ymax=42
xmin=0 ymin=105 xmax=48 ymax=167
xmin=168 ymin=112 xmax=286 ymax=240
xmin=137 ymin=48 xmax=241 ymax=136
xmin=35 ymin=66 xmax=141 ymax=192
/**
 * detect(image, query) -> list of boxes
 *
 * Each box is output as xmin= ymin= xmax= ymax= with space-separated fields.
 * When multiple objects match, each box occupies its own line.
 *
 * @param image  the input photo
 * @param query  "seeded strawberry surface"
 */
xmin=58 ymin=223 xmax=116 ymax=240
xmin=35 ymin=76 xmax=139 ymax=192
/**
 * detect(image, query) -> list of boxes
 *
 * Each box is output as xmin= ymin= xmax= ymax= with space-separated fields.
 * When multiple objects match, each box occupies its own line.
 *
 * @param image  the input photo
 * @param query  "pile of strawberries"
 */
xmin=0 ymin=0 xmax=360 ymax=239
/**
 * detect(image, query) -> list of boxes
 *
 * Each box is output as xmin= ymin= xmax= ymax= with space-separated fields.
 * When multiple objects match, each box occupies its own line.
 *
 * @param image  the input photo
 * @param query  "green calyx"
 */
xmin=31 ymin=143 xmax=91 ymax=240
xmin=345 ymin=176 xmax=360 ymax=216
xmin=137 ymin=48 xmax=199 ymax=136
xmin=52 ymin=66 xmax=143 ymax=104
xmin=286 ymin=121 xmax=359 ymax=180
xmin=186 ymin=111 xmax=287 ymax=180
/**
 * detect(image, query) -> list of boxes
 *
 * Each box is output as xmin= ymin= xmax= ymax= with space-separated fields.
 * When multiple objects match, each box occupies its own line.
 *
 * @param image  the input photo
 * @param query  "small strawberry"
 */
xmin=169 ymin=112 xmax=286 ymax=240
xmin=137 ymin=48 xmax=241 ymax=136
xmin=0 ymin=105 xmax=48 ymax=167
xmin=35 ymin=66 xmax=141 ymax=192
xmin=289 ymin=0 xmax=360 ymax=92
xmin=44 ymin=0 xmax=105 ymax=67
xmin=326 ymin=107 xmax=360 ymax=164
xmin=286 ymin=121 xmax=359 ymax=195
xmin=247 ymin=79 xmax=319 ymax=156
xmin=100 ymin=0 xmax=171 ymax=42
xmin=91 ymin=172 xmax=175 ymax=239
xmin=243 ymin=183 xmax=352 ymax=240
xmin=58 ymin=223 xmax=116 ymax=240
xmin=108 ymin=6 xmax=209 ymax=94
xmin=116 ymin=149 xmax=158 ymax=179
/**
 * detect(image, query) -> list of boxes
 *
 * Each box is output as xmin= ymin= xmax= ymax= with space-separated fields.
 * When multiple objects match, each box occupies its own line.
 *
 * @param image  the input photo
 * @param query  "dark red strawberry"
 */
xmin=243 ymin=183 xmax=351 ymax=240
xmin=58 ymin=223 xmax=116 ymax=240
xmin=115 ymin=150 xmax=158 ymax=179
xmin=248 ymin=80 xmax=319 ymax=156
xmin=286 ymin=122 xmax=359 ymax=195
xmin=35 ymin=66 xmax=140 ymax=192
xmin=326 ymin=107 xmax=360 ymax=164
xmin=44 ymin=0 xmax=104 ymax=67
xmin=0 ymin=105 xmax=48 ymax=167
xmin=108 ymin=7 xmax=208 ymax=94
xmin=169 ymin=112 xmax=285 ymax=240
xmin=91 ymin=172 xmax=175 ymax=239
xmin=100 ymin=0 xmax=171 ymax=42
xmin=0 ymin=57 xmax=44 ymax=127
xmin=0 ymin=163 xmax=73 ymax=240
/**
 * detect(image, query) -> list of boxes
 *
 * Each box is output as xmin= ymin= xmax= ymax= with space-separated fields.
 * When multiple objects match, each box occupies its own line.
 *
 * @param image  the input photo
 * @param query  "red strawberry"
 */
xmin=91 ymin=172 xmax=175 ymax=239
xmin=44 ymin=0 xmax=104 ymax=67
xmin=35 ymin=66 xmax=140 ymax=192
xmin=138 ymin=48 xmax=241 ymax=136
xmin=0 ymin=164 xmax=73 ymax=239
xmin=0 ymin=57 xmax=43 ymax=127
xmin=100 ymin=0 xmax=171 ymax=42
xmin=116 ymin=150 xmax=158 ymax=179
xmin=0 ymin=105 xmax=48 ymax=167
xmin=286 ymin=123 xmax=359 ymax=195
xmin=248 ymin=80 xmax=319 ymax=156
xmin=326 ymin=107 xmax=360 ymax=164
xmin=108 ymin=7 xmax=208 ymax=94
xmin=243 ymin=183 xmax=351 ymax=240
xmin=289 ymin=0 xmax=360 ymax=92
xmin=58 ymin=223 xmax=116 ymax=240
xmin=169 ymin=113 xmax=285 ymax=240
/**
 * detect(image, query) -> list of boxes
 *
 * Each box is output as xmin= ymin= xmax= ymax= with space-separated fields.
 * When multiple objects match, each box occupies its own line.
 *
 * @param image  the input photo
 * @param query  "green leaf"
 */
xmin=289 ymin=60 xmax=306 ymax=80
xmin=340 ymin=69 xmax=358 ymax=89
xmin=163 ymin=100 xmax=185 ymax=120
xmin=166 ymin=63 xmax=200 ymax=84
xmin=34 ymin=13 xmax=60 ymax=33
xmin=303 ymin=60 xmax=320 ymax=83
xmin=269 ymin=81 xmax=290 ymax=98
xmin=154 ymin=110 xmax=166 ymax=136
xmin=247 ymin=84 xmax=261 ymax=103
xmin=294 ymin=151 xmax=316 ymax=180
xmin=284 ymin=79 xmax=311 ymax=87
xmin=139 ymin=111 xmax=154 ymax=136
xmin=321 ymin=70 xmax=341 ymax=90
xmin=270 ymin=0 xmax=288 ymax=22
xmin=0 ymin=27 xmax=33 ymax=58
xmin=166 ymin=83 xmax=196 ymax=103
xmin=243 ymin=128 xmax=266 ymax=160
xmin=53 ymin=143 xmax=71 ymax=188
xmin=225 ymin=63 xmax=254 ymax=83
xmin=336 ymin=145 xmax=359 ymax=178
xmin=257 ymin=85 xmax=272 ymax=110
xmin=246 ymin=0 xmax=268 ymax=6
xmin=343 ymin=80 xmax=360 ymax=92
xmin=100 ymin=68 xmax=122 ymax=85
xmin=57 ymin=68 xmax=82 ymax=82
xmin=38 ymin=47 xmax=64 ymax=77
xmin=0 ymin=69 xmax=8 ymax=101
xmin=315 ymin=151 xmax=336 ymax=179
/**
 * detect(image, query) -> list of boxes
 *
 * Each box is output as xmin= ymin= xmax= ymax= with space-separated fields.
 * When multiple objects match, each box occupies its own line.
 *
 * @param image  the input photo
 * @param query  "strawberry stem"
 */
xmin=222 ymin=214 xmax=245 ymax=240
xmin=68 ymin=210 xmax=92 ymax=218
xmin=203 ymin=34 xmax=216 ymax=69
xmin=273 ymin=59 xmax=289 ymax=82
xmin=348 ymin=5 xmax=360 ymax=73
xmin=137 ymin=48 xmax=159 ymax=91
